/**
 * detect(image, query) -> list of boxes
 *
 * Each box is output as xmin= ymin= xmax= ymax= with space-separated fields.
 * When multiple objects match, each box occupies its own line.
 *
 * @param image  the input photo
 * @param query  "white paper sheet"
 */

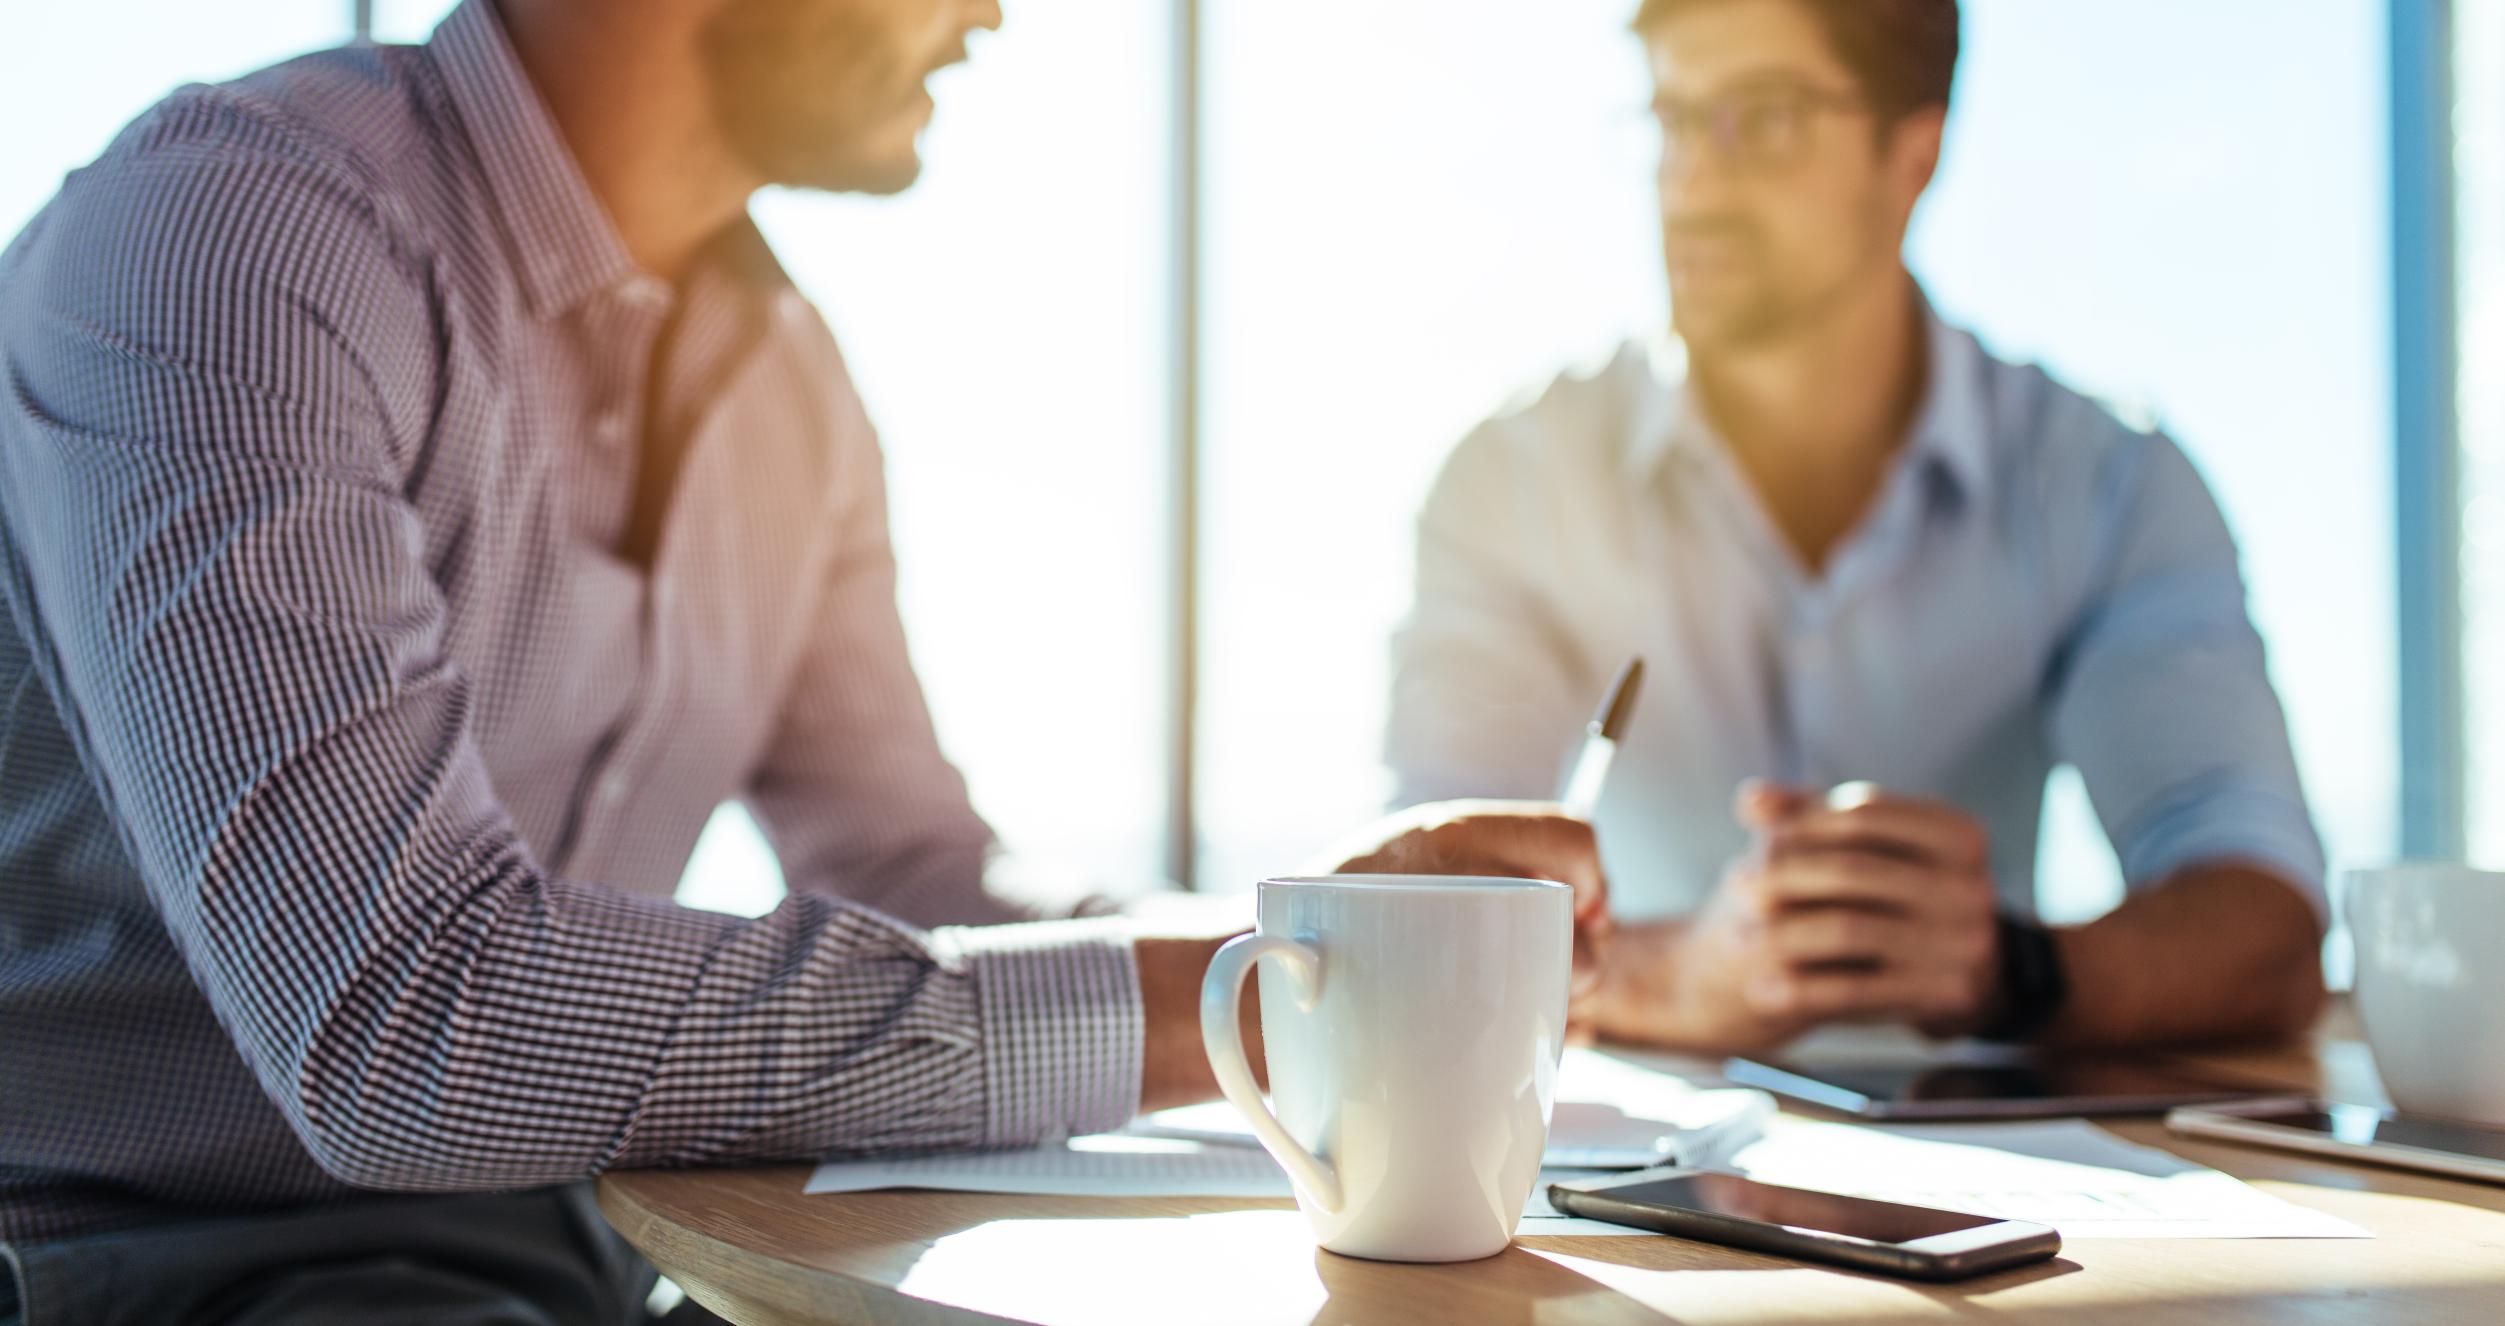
xmin=1125 ymin=1048 xmax=1772 ymax=1170
xmin=804 ymin=1047 xmax=1752 ymax=1239
xmin=805 ymin=1134 xmax=1293 ymax=1199
xmin=1728 ymin=1117 xmax=2370 ymax=1239
xmin=803 ymin=1137 xmax=1633 ymax=1236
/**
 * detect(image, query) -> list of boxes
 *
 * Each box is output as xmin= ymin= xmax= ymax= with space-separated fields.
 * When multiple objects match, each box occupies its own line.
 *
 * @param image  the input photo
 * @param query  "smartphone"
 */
xmin=2168 ymin=1099 xmax=2505 ymax=1185
xmin=1548 ymin=1167 xmax=2060 ymax=1281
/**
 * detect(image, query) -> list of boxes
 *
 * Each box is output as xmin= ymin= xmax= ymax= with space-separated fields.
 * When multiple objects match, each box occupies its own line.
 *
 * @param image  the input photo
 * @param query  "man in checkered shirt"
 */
xmin=0 ymin=1 xmax=1609 ymax=1320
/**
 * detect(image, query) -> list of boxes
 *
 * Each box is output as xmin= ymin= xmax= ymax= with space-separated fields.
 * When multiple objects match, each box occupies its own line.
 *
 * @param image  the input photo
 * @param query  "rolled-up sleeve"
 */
xmin=0 ymin=94 xmax=1139 ymax=1192
xmin=2042 ymin=433 xmax=2327 ymax=917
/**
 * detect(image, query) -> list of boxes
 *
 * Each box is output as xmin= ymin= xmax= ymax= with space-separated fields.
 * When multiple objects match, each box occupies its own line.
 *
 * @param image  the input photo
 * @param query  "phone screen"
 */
xmin=1600 ymin=1173 xmax=1999 ymax=1244
xmin=2248 ymin=1103 xmax=2505 ymax=1162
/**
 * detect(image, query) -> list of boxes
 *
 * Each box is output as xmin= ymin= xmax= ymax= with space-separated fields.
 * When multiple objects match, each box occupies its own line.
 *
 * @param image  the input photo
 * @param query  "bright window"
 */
xmin=1194 ymin=0 xmax=2400 ymax=917
xmin=2459 ymin=0 xmax=2505 ymax=862
xmin=745 ymin=2 xmax=1175 ymax=913
xmin=1196 ymin=0 xmax=1661 ymax=892
xmin=370 ymin=0 xmax=458 ymax=43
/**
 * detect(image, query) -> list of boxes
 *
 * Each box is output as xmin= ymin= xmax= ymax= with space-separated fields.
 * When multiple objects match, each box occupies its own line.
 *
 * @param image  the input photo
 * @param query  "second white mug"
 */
xmin=1200 ymin=873 xmax=1572 ymax=1262
xmin=2347 ymin=863 xmax=2505 ymax=1125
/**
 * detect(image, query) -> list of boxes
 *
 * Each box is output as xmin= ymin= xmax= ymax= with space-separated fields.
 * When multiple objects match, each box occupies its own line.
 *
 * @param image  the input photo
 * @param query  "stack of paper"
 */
xmin=1727 ymin=1118 xmax=2369 ymax=1239
xmin=1125 ymin=1048 xmax=1772 ymax=1170
xmin=803 ymin=1052 xmax=2371 ymax=1242
xmin=803 ymin=1136 xmax=1637 ymax=1236
xmin=805 ymin=1049 xmax=1767 ymax=1236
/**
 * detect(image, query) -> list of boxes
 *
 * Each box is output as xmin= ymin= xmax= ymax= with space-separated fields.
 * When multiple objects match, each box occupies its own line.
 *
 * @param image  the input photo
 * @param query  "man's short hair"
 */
xmin=1633 ymin=0 xmax=1961 ymax=120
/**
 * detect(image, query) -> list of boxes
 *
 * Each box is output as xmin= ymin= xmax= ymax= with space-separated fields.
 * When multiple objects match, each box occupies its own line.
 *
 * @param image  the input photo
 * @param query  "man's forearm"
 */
xmin=2043 ymin=863 xmax=2326 ymax=1049
xmin=1136 ymin=932 xmax=1264 ymax=1111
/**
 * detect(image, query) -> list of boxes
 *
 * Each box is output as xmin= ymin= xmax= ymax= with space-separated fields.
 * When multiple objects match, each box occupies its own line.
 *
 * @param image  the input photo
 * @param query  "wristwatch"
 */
xmin=1976 ymin=912 xmax=2069 ymax=1043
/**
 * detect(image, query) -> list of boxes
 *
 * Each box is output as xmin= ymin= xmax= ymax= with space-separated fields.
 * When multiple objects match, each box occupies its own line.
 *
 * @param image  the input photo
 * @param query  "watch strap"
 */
xmin=1976 ymin=912 xmax=2069 ymax=1043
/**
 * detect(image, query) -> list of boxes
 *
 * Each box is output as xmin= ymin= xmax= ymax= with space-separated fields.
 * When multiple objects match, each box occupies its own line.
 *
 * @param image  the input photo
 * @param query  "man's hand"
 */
xmin=1742 ymin=780 xmax=2002 ymax=1038
xmin=1132 ymin=801 xmax=1615 ymax=1109
xmin=1320 ymin=800 xmax=1614 ymax=1018
xmin=1594 ymin=780 xmax=2002 ymax=1053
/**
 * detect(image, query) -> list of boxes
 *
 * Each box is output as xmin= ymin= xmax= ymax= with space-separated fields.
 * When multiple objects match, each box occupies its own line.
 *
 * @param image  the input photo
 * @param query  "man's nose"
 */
xmin=1659 ymin=137 xmax=1742 ymax=209
xmin=968 ymin=0 xmax=1003 ymax=34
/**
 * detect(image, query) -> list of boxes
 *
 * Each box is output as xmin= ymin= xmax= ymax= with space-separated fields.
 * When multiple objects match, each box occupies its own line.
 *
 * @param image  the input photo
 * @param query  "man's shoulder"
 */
xmin=1441 ymin=340 xmax=1665 ymax=488
xmin=87 ymin=44 xmax=439 ymax=206
xmin=0 ymin=46 xmax=456 ymax=459
xmin=12 ymin=45 xmax=457 ymax=301
xmin=1950 ymin=325 xmax=2228 ymax=573
xmin=1955 ymin=325 xmax=2196 ymax=509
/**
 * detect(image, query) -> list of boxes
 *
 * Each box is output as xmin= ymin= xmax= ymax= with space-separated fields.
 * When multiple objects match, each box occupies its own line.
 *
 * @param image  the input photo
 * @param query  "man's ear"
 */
xmin=1887 ymin=104 xmax=1948 ymax=209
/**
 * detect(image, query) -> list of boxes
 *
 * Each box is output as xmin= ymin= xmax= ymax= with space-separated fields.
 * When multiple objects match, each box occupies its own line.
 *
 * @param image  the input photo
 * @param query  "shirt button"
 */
xmin=593 ymin=408 xmax=629 ymax=447
xmin=596 ymin=772 xmax=630 ymax=807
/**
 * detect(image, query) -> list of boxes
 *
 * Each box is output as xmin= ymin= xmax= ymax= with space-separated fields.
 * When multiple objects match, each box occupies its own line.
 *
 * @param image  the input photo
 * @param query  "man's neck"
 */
xmin=497 ymin=1 xmax=760 ymax=285
xmin=1688 ymin=268 xmax=1929 ymax=572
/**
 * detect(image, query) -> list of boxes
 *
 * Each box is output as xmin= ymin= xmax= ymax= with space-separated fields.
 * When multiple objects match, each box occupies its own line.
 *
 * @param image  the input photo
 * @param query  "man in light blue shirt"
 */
xmin=1388 ymin=0 xmax=2326 ymax=1054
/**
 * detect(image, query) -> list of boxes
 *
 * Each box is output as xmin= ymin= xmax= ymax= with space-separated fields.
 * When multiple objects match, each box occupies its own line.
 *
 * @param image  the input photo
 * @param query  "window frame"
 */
xmin=2393 ymin=0 xmax=2465 ymax=862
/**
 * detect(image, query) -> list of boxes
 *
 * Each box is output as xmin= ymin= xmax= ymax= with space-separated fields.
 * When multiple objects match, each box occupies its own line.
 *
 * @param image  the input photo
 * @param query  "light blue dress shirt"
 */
xmin=1387 ymin=310 xmax=2325 ymax=923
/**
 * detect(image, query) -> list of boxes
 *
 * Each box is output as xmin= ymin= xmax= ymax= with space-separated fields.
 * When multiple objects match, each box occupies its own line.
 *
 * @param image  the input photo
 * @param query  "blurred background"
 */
xmin=6 ymin=1 xmax=2493 ymax=962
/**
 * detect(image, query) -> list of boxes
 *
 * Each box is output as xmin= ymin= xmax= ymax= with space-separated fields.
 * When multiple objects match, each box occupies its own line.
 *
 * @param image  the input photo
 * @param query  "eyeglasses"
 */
xmin=1648 ymin=82 xmax=1869 ymax=173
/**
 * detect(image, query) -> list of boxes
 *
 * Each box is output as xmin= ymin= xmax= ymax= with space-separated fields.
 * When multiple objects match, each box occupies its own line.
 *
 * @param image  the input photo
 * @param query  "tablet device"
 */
xmin=1723 ymin=1052 xmax=2299 ymax=1120
xmin=2167 ymin=1099 xmax=2505 ymax=1185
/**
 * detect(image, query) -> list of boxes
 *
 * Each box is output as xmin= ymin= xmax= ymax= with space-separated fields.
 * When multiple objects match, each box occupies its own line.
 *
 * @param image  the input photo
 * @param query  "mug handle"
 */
xmin=1200 ymin=933 xmax=1342 ymax=1213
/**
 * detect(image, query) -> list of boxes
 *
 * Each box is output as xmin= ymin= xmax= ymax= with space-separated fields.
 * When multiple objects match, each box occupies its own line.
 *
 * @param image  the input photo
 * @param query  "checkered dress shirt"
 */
xmin=0 ymin=0 xmax=1142 ymax=1242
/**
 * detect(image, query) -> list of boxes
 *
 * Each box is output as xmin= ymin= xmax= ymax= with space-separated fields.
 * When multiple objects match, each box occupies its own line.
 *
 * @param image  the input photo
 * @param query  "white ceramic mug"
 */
xmin=2346 ymin=863 xmax=2505 ymax=1125
xmin=1199 ymin=874 xmax=1572 ymax=1262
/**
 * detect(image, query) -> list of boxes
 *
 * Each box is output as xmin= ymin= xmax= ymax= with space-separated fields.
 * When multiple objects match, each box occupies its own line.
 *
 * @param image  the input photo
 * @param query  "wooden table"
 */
xmin=599 ymin=1015 xmax=2505 ymax=1324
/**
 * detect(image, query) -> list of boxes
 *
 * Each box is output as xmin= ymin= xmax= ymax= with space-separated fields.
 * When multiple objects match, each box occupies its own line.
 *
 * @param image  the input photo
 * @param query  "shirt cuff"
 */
xmin=938 ymin=918 xmax=1144 ymax=1146
xmin=2117 ymin=779 xmax=2329 ymax=922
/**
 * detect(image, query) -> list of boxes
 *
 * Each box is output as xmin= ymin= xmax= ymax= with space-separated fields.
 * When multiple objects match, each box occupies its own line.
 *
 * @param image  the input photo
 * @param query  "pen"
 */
xmin=1559 ymin=656 xmax=1644 ymax=820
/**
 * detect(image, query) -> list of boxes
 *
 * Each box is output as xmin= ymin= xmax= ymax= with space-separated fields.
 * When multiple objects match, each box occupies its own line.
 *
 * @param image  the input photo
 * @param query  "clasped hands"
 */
xmin=1318 ymin=783 xmax=2010 ymax=1053
xmin=1138 ymin=784 xmax=2002 ymax=1108
xmin=1585 ymin=779 xmax=2006 ymax=1054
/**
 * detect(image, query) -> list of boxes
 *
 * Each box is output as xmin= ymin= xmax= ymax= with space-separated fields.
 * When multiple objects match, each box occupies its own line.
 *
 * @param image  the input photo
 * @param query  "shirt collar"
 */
xmin=429 ymin=0 xmax=645 ymax=319
xmin=1908 ymin=307 xmax=1993 ymax=500
xmin=1624 ymin=297 xmax=1994 ymax=501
